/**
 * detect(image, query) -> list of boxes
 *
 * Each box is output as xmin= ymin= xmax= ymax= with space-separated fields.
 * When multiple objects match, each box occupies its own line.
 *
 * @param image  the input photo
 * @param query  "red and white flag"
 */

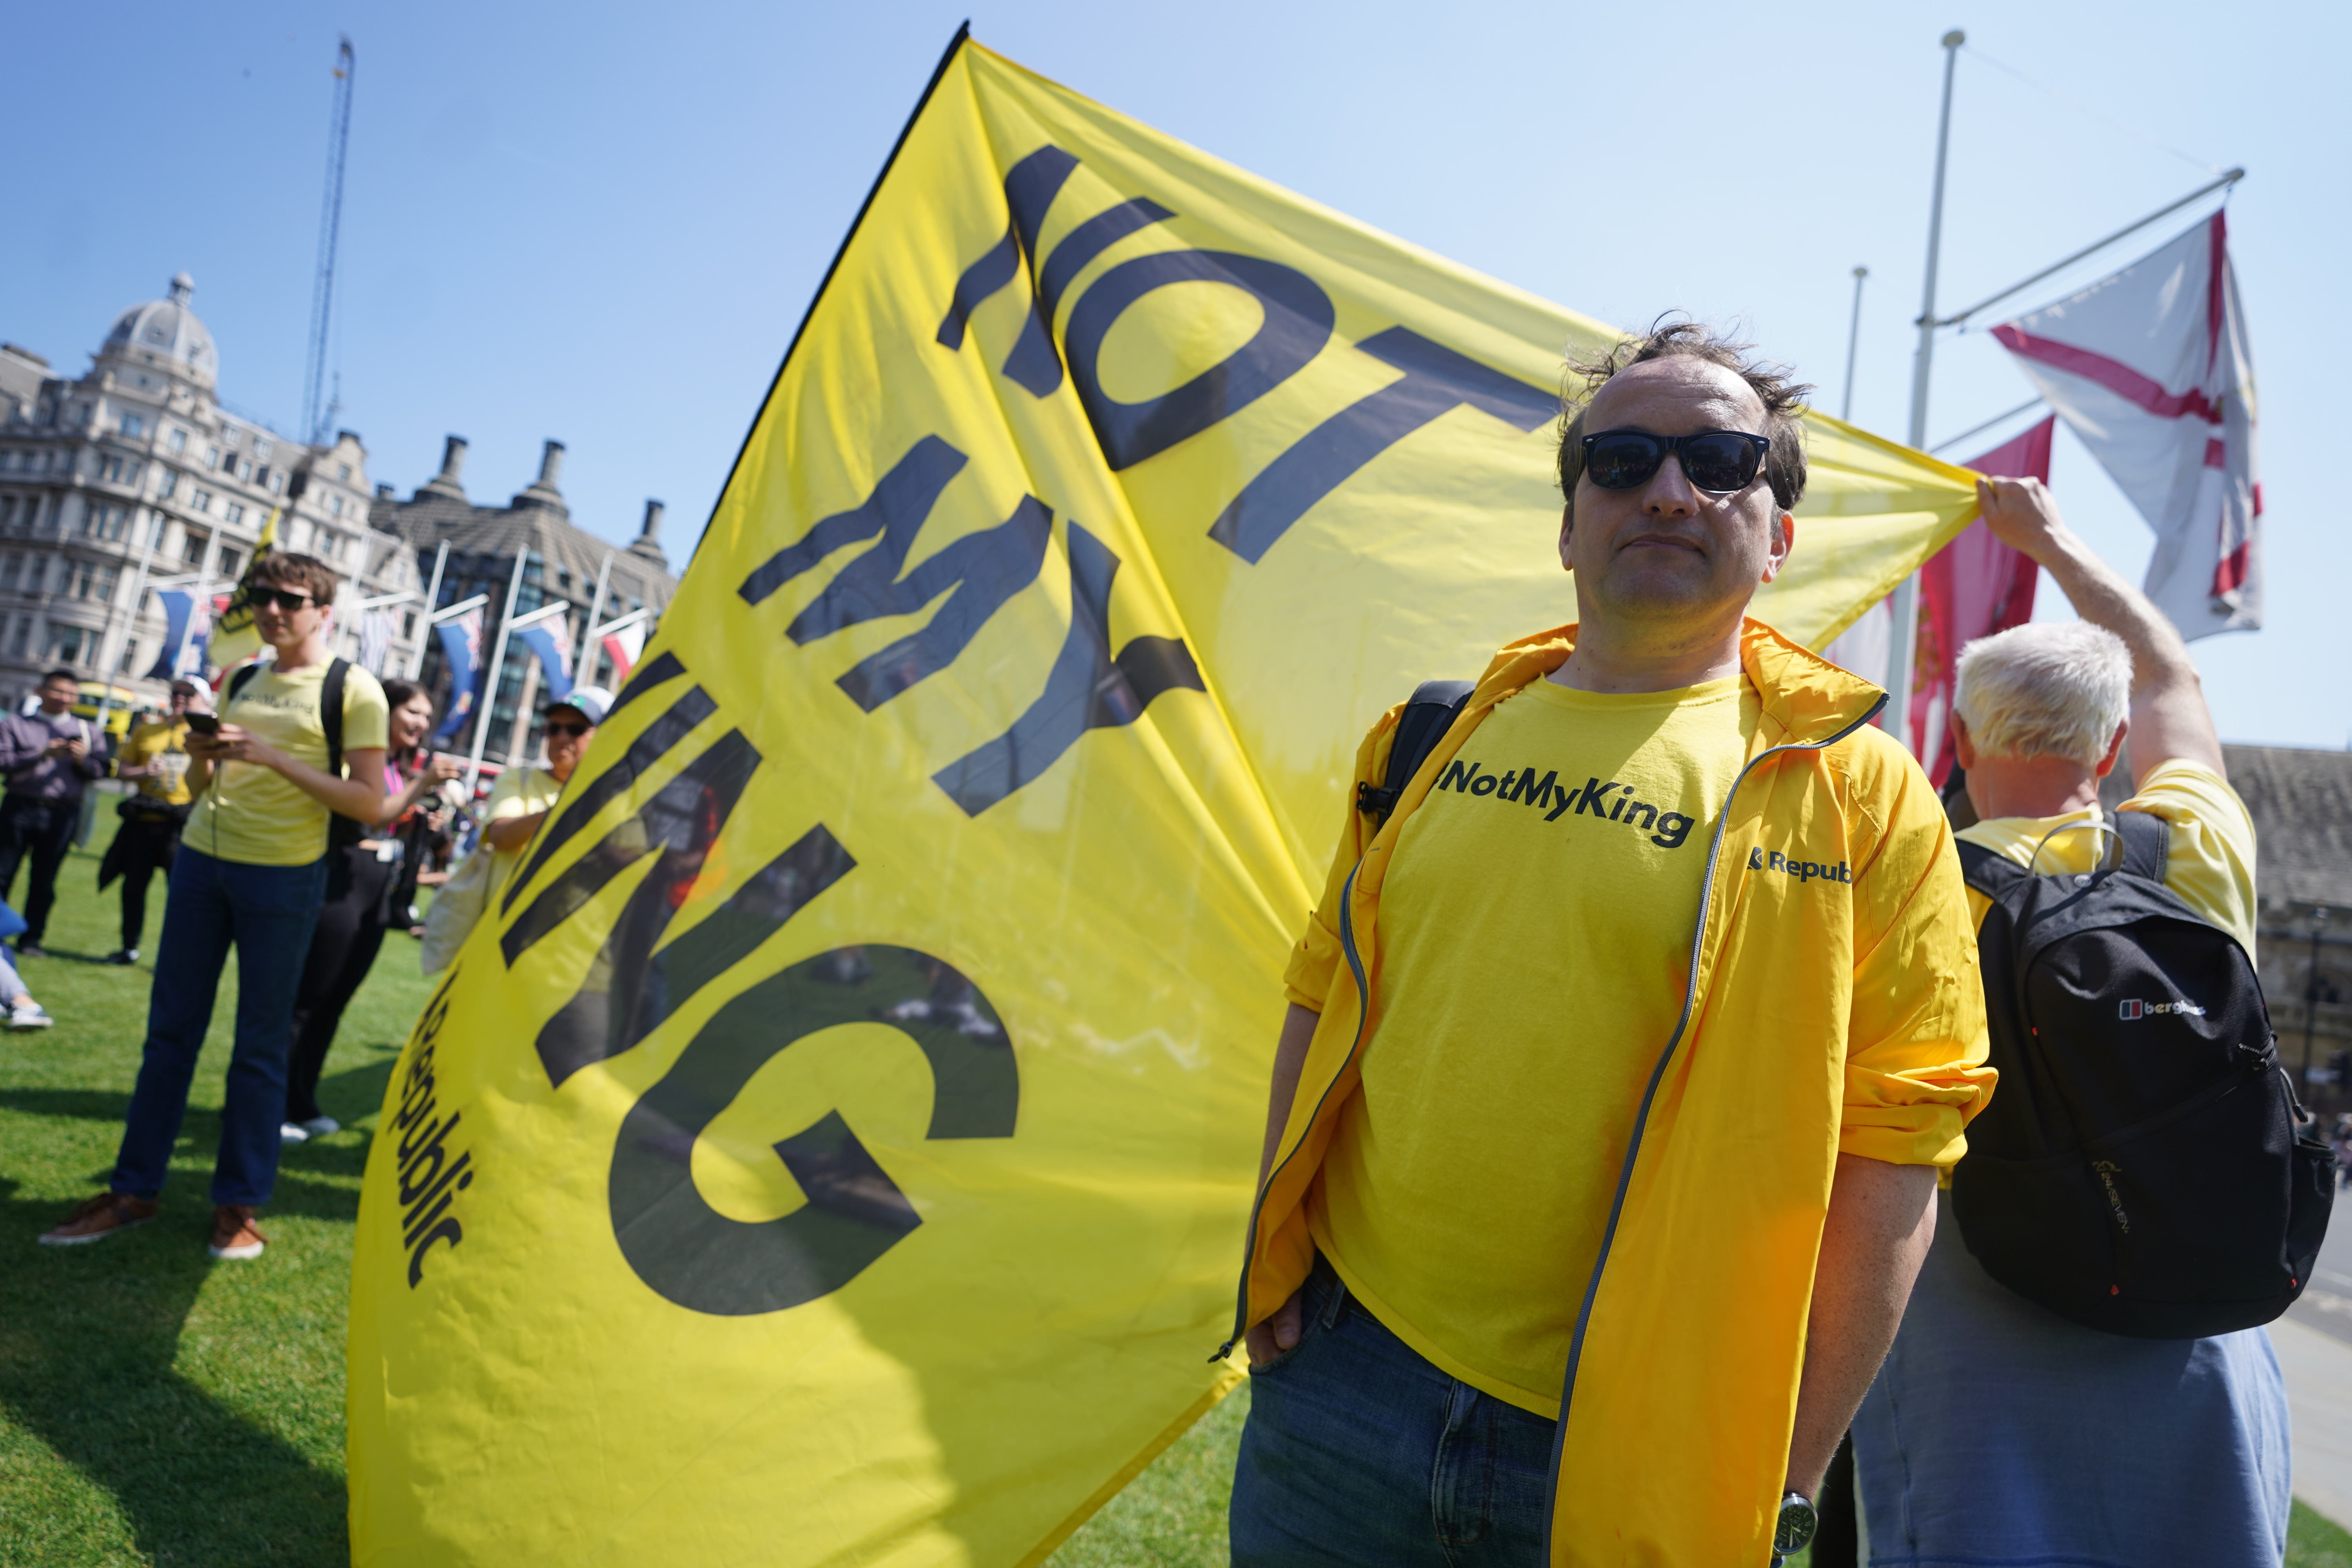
xmin=599 ymin=619 xmax=646 ymax=683
xmin=1992 ymin=211 xmax=2261 ymax=639
xmin=1909 ymin=416 xmax=2052 ymax=786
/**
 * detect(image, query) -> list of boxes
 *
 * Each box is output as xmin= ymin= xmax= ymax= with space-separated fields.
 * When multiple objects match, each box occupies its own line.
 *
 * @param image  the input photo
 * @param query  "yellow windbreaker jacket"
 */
xmin=1229 ymin=619 xmax=1994 ymax=1565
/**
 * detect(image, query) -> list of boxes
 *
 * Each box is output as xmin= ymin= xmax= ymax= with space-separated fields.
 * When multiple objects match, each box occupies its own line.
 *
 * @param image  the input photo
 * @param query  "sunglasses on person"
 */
xmin=251 ymin=588 xmax=318 ymax=612
xmin=1580 ymin=429 xmax=1771 ymax=495
xmin=544 ymin=720 xmax=592 ymax=739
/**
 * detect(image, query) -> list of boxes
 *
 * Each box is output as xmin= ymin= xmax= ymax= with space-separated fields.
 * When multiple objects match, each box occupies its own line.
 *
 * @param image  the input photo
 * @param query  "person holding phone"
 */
xmin=280 ymin=678 xmax=464 ymax=1141
xmin=40 ymin=553 xmax=390 ymax=1261
xmin=101 ymin=678 xmax=205 ymax=965
xmin=0 ymin=668 xmax=110 ymax=957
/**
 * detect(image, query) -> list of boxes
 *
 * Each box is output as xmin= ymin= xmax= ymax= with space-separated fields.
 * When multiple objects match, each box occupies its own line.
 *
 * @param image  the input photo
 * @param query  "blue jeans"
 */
xmin=1851 ymin=1216 xmax=2289 ymax=1566
xmin=111 ymin=848 xmax=328 ymax=1207
xmin=1230 ymin=1254 xmax=1556 ymax=1567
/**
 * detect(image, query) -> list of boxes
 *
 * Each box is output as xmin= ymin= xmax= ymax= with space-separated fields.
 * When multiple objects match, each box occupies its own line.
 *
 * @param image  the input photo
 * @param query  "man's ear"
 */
xmin=1557 ymin=502 xmax=1574 ymax=573
xmin=1757 ymin=509 xmax=1796 ymax=584
xmin=2093 ymin=718 xmax=2128 ymax=780
xmin=1950 ymin=711 xmax=1977 ymax=771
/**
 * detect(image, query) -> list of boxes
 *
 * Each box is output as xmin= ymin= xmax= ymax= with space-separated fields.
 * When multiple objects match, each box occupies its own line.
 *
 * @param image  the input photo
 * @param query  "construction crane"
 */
xmin=301 ymin=36 xmax=355 ymax=450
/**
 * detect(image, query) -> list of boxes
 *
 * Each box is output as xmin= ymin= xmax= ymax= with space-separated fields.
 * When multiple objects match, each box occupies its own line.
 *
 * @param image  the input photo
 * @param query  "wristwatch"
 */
xmin=1771 ymin=1490 xmax=1817 ymax=1564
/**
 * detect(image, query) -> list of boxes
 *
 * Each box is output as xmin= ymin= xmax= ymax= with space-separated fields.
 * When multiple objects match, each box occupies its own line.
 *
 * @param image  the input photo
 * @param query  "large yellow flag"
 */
xmin=348 ymin=32 xmax=1980 ymax=1566
xmin=203 ymin=506 xmax=279 ymax=669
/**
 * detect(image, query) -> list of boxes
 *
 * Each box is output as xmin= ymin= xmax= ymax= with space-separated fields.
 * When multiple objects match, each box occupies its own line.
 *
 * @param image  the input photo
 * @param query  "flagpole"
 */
xmin=509 ymin=652 xmax=541 ymax=768
xmin=465 ymin=552 xmax=528 ymax=797
xmin=410 ymin=540 xmax=448 ymax=678
xmin=98 ymin=507 xmax=163 ymax=719
xmin=1840 ymin=265 xmax=1869 ymax=422
xmin=1889 ymin=27 xmax=1966 ymax=755
xmin=578 ymin=550 xmax=613 ymax=684
xmin=1935 ymin=167 xmax=2245 ymax=330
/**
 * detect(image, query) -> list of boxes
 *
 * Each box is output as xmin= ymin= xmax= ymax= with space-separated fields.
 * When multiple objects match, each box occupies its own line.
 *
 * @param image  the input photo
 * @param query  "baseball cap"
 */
xmin=546 ymin=686 xmax=612 ymax=726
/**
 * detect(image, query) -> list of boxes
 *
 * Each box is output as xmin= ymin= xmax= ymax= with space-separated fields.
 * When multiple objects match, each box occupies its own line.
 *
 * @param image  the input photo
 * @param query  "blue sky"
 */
xmin=5 ymin=0 xmax=2344 ymax=745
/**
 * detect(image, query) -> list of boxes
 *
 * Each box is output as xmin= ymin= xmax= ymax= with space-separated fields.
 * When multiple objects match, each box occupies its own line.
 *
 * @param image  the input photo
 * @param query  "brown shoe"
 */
xmin=207 ymin=1205 xmax=266 ymax=1261
xmin=39 ymin=1191 xmax=159 ymax=1247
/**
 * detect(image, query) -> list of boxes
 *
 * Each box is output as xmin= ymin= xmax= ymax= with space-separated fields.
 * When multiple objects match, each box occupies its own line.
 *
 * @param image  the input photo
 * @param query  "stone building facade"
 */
xmin=0 ymin=275 xmax=422 ymax=703
xmin=373 ymin=435 xmax=675 ymax=765
xmin=1 ymin=275 xmax=679 ymax=762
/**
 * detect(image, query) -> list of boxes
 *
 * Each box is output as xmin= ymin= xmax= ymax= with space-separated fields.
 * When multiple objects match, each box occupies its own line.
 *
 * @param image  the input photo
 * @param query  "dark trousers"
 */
xmin=110 ymin=848 xmax=327 ymax=1206
xmin=114 ymin=813 xmax=182 ymax=949
xmin=1230 ymin=1254 xmax=1556 ymax=1566
xmin=285 ymin=845 xmax=398 ymax=1124
xmin=0 ymin=793 xmax=80 ymax=946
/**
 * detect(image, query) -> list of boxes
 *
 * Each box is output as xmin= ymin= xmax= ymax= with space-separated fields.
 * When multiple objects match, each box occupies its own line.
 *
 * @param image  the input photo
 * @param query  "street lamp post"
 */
xmin=1840 ymin=265 xmax=1869 ymax=423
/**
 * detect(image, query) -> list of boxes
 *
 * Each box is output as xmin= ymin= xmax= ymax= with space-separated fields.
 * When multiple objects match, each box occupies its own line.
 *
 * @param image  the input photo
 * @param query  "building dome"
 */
xmin=101 ymin=272 xmax=218 ymax=389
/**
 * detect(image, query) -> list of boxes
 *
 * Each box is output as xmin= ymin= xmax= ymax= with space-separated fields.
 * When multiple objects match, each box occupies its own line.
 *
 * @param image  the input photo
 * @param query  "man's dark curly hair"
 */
xmin=249 ymin=550 xmax=341 ymax=608
xmin=1555 ymin=317 xmax=1814 ymax=523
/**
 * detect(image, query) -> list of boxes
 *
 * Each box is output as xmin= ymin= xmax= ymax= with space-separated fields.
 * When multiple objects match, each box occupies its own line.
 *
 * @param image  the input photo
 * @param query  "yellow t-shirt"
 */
xmin=483 ymin=766 xmax=563 ymax=891
xmin=1311 ymin=673 xmax=1764 ymax=1417
xmin=189 ymin=661 xmax=391 ymax=866
xmin=120 ymin=717 xmax=193 ymax=806
xmin=1958 ymin=759 xmax=2256 ymax=948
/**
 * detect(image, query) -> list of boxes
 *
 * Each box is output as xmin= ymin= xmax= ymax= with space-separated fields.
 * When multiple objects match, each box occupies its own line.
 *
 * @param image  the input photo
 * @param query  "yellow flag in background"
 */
xmin=347 ymin=33 xmax=1981 ymax=1566
xmin=203 ymin=506 xmax=280 ymax=669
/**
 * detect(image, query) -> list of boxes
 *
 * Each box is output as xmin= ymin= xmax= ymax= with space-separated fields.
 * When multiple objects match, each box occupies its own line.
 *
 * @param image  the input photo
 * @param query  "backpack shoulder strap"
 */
xmin=225 ymin=662 xmax=264 ymax=704
xmin=1955 ymin=837 xmax=2028 ymax=900
xmin=2115 ymin=808 xmax=2169 ymax=882
xmin=1356 ymin=679 xmax=1474 ymax=828
xmin=321 ymin=658 xmax=350 ymax=779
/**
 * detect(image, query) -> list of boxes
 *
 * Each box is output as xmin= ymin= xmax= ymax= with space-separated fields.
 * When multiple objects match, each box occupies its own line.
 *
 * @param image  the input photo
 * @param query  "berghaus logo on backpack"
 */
xmin=2118 ymin=998 xmax=2207 ymax=1020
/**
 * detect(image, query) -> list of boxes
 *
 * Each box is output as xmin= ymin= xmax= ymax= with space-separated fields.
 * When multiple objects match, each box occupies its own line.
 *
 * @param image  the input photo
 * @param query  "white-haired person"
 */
xmin=1849 ymin=475 xmax=2280 ymax=1564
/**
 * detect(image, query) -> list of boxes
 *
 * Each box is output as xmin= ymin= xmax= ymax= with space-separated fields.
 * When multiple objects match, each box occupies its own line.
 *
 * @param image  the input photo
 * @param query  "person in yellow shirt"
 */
xmin=99 ymin=677 xmax=203 ymax=964
xmin=1849 ymin=477 xmax=2287 ymax=1563
xmin=42 ymin=553 xmax=391 ymax=1263
xmin=1227 ymin=321 xmax=1991 ymax=1565
xmin=480 ymin=686 xmax=607 ymax=890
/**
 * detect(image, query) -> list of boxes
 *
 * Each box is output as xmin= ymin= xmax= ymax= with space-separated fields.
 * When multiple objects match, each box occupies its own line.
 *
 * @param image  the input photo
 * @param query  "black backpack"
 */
xmin=226 ymin=657 xmax=365 ymax=852
xmin=1356 ymin=679 xmax=1473 ymax=827
xmin=1951 ymin=810 xmax=2334 ymax=1338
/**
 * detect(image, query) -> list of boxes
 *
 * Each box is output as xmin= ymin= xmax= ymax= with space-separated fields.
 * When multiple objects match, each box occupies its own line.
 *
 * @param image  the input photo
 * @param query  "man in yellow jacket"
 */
xmin=1226 ymin=320 xmax=1994 ymax=1566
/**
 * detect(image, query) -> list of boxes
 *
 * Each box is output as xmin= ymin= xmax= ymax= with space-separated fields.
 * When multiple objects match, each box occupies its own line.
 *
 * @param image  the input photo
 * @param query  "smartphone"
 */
xmin=185 ymin=713 xmax=221 ymax=736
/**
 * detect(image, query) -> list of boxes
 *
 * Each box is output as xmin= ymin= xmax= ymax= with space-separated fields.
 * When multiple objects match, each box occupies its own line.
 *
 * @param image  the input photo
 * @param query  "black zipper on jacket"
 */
xmin=1214 ymin=859 xmax=1380 ymax=1362
xmin=1539 ymin=692 xmax=1886 ymax=1553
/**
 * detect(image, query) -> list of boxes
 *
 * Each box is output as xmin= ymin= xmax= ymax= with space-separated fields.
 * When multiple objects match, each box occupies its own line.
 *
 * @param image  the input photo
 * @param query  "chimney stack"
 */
xmin=512 ymin=439 xmax=571 ymax=515
xmin=628 ymin=497 xmax=670 ymax=564
xmin=423 ymin=434 xmax=469 ymax=498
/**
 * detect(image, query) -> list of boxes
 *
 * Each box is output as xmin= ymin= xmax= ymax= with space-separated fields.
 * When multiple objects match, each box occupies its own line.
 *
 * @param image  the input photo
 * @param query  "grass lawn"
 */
xmin=3 ymin=815 xmax=2350 ymax=1566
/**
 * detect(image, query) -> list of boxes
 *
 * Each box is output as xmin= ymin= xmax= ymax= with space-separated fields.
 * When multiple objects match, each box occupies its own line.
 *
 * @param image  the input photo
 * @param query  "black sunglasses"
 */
xmin=544 ymin=720 xmax=591 ymax=739
xmin=1580 ymin=429 xmax=1771 ymax=495
xmin=253 ymin=588 xmax=318 ymax=612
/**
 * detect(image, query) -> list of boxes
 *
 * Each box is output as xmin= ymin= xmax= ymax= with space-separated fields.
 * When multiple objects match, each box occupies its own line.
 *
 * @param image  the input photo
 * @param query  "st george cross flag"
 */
xmin=597 ymin=619 xmax=645 ymax=684
xmin=1907 ymin=416 xmax=2053 ymax=786
xmin=432 ymin=608 xmax=485 ymax=742
xmin=1993 ymin=212 xmax=2261 ymax=639
xmin=515 ymin=609 xmax=575 ymax=702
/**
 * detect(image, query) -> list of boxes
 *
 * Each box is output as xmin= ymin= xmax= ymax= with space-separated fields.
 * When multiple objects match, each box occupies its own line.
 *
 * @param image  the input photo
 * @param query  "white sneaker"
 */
xmin=279 ymin=1122 xmax=310 ymax=1143
xmin=296 ymin=1115 xmax=340 ymax=1138
xmin=7 ymin=1000 xmax=51 ymax=1030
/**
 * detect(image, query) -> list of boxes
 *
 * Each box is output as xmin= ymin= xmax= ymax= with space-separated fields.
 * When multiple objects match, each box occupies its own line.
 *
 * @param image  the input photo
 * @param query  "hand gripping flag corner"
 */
xmin=348 ymin=33 xmax=1982 ymax=1567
